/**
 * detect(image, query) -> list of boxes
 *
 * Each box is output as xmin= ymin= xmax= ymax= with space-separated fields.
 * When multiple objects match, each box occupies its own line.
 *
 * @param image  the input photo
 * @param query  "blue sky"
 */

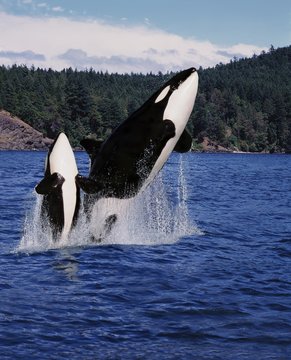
xmin=0 ymin=0 xmax=290 ymax=73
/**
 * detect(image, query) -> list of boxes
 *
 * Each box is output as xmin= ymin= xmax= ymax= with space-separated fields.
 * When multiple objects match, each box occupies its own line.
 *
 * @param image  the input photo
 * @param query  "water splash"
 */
xmin=175 ymin=154 xmax=191 ymax=234
xmin=18 ymin=195 xmax=55 ymax=253
xmin=17 ymin=158 xmax=201 ymax=253
xmin=18 ymin=198 xmax=92 ymax=253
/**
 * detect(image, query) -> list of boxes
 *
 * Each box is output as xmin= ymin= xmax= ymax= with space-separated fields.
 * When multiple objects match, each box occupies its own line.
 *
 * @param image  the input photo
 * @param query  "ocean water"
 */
xmin=0 ymin=151 xmax=290 ymax=359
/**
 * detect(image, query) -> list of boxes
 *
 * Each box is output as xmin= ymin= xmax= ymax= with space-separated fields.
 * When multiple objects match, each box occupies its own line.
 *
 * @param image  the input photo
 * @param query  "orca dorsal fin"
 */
xmin=80 ymin=138 xmax=103 ymax=160
xmin=35 ymin=172 xmax=65 ymax=194
xmin=174 ymin=129 xmax=192 ymax=153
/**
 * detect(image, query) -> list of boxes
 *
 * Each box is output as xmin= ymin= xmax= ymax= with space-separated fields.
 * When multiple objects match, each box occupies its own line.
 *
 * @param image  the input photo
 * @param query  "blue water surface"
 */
xmin=0 ymin=151 xmax=290 ymax=359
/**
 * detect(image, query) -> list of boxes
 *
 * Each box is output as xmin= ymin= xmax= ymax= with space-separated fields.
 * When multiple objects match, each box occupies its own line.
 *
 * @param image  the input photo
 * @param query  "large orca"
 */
xmin=76 ymin=67 xmax=198 ymax=240
xmin=35 ymin=132 xmax=80 ymax=240
xmin=77 ymin=67 xmax=198 ymax=198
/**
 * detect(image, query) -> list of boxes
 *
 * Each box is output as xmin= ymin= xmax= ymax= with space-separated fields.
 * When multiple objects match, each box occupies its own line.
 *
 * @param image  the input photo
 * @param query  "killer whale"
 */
xmin=35 ymin=132 xmax=80 ymax=240
xmin=76 ymin=67 xmax=198 ymax=240
xmin=77 ymin=67 xmax=198 ymax=198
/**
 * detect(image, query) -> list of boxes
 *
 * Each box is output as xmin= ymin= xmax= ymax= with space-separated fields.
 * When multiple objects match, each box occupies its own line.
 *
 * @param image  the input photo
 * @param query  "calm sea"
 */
xmin=0 ymin=151 xmax=290 ymax=360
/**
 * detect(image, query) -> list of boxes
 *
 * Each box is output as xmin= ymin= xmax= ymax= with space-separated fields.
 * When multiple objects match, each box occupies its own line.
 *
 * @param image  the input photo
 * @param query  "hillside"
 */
xmin=193 ymin=45 xmax=291 ymax=153
xmin=0 ymin=45 xmax=290 ymax=152
xmin=0 ymin=110 xmax=53 ymax=150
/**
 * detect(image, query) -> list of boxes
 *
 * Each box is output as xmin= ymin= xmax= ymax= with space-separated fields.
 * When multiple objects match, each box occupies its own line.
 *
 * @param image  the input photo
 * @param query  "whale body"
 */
xmin=76 ymin=67 xmax=199 ymax=240
xmin=77 ymin=67 xmax=198 ymax=197
xmin=35 ymin=132 xmax=80 ymax=240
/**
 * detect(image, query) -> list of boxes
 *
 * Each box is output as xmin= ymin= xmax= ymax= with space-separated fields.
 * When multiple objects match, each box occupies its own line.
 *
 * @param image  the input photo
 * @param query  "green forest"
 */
xmin=0 ymin=45 xmax=290 ymax=152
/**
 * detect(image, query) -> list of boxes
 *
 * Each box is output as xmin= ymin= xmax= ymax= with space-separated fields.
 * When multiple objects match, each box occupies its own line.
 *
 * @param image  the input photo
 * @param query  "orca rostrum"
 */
xmin=35 ymin=132 xmax=80 ymax=240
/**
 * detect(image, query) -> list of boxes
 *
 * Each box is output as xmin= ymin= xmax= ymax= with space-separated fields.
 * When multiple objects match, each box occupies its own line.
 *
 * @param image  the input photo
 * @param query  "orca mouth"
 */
xmin=167 ymin=67 xmax=197 ymax=90
xmin=153 ymin=67 xmax=197 ymax=104
xmin=49 ymin=132 xmax=66 ymax=152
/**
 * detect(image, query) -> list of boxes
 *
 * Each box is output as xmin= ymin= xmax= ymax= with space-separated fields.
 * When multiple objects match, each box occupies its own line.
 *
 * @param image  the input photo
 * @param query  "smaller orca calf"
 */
xmin=35 ymin=133 xmax=80 ymax=240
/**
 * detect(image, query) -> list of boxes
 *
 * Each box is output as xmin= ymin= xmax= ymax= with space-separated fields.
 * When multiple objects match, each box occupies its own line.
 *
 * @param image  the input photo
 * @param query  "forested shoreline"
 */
xmin=0 ymin=45 xmax=290 ymax=152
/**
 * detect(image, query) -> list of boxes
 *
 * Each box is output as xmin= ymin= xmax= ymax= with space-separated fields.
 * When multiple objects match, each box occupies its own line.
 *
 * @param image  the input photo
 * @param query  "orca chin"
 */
xmin=35 ymin=132 xmax=80 ymax=241
xmin=77 ymin=67 xmax=199 ymax=240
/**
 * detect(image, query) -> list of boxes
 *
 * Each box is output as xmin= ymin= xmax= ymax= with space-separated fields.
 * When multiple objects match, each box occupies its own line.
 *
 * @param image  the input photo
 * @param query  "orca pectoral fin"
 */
xmin=163 ymin=119 xmax=176 ymax=140
xmin=35 ymin=173 xmax=65 ymax=194
xmin=104 ymin=214 xmax=117 ymax=235
xmin=174 ymin=129 xmax=192 ymax=153
xmin=80 ymin=138 xmax=103 ymax=160
xmin=75 ymin=175 xmax=100 ymax=194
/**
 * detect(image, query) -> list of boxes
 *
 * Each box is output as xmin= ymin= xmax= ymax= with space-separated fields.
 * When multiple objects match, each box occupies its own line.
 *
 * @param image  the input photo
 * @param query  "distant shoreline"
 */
xmin=0 ymin=148 xmax=289 ymax=155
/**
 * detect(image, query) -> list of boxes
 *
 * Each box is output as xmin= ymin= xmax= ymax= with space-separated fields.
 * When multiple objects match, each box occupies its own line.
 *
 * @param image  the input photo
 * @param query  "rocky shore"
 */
xmin=0 ymin=110 xmax=53 ymax=150
xmin=192 ymin=137 xmax=276 ymax=154
xmin=195 ymin=137 xmax=234 ymax=153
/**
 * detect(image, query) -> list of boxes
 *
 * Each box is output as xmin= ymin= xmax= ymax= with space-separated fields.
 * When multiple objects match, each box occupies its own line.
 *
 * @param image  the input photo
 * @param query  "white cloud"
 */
xmin=58 ymin=48 xmax=164 ymax=73
xmin=144 ymin=17 xmax=151 ymax=26
xmin=0 ymin=11 xmax=266 ymax=73
xmin=52 ymin=6 xmax=64 ymax=12
xmin=37 ymin=3 xmax=48 ymax=8
xmin=0 ymin=49 xmax=45 ymax=61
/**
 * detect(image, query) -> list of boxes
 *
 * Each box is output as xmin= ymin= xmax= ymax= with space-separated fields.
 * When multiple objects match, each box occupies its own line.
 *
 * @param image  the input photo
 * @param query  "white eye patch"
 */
xmin=154 ymin=85 xmax=171 ymax=103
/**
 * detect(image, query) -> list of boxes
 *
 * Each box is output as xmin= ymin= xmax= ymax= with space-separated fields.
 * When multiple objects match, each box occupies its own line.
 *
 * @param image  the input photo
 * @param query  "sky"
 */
xmin=0 ymin=0 xmax=290 ymax=73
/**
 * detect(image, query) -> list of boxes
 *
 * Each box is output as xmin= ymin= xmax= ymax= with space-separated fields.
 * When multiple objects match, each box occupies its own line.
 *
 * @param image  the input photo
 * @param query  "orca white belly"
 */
xmin=48 ymin=133 xmax=78 ymax=239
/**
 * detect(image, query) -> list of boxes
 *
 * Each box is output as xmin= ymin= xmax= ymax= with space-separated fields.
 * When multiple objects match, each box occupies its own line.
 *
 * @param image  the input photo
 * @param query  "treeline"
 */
xmin=193 ymin=45 xmax=291 ymax=152
xmin=0 ymin=45 xmax=290 ymax=152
